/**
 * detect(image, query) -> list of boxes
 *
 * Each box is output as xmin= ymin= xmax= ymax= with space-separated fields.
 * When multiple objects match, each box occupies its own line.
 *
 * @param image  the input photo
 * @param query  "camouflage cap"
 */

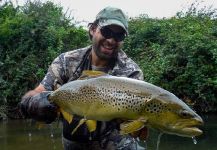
xmin=96 ymin=7 xmax=128 ymax=34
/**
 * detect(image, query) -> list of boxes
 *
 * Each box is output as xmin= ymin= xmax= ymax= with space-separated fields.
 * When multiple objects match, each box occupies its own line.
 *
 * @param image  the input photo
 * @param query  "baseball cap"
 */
xmin=96 ymin=7 xmax=128 ymax=34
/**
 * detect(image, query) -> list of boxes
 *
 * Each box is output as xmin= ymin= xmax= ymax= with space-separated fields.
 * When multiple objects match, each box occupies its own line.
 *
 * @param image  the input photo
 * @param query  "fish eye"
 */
xmin=180 ymin=110 xmax=192 ymax=118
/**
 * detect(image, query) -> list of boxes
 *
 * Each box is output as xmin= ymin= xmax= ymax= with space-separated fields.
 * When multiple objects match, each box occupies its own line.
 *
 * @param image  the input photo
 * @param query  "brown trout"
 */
xmin=49 ymin=71 xmax=203 ymax=137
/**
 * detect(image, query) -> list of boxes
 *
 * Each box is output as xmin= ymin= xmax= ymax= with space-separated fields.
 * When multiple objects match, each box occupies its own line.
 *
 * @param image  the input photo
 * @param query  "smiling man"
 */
xmin=20 ymin=7 xmax=146 ymax=150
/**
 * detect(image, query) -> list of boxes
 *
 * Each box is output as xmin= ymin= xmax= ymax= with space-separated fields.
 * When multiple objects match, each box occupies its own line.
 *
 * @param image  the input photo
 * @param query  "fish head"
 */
xmin=141 ymin=92 xmax=204 ymax=137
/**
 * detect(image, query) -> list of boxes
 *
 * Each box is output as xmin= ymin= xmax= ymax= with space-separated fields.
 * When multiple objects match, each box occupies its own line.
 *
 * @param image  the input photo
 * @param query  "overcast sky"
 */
xmin=7 ymin=0 xmax=217 ymax=26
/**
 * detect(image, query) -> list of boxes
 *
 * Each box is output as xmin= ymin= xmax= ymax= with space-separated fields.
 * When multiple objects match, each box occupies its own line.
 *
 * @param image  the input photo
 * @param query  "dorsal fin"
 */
xmin=78 ymin=70 xmax=107 ymax=80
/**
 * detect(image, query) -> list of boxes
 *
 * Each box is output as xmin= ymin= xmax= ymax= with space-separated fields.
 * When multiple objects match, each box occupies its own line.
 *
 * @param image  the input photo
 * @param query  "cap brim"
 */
xmin=98 ymin=19 xmax=128 ymax=34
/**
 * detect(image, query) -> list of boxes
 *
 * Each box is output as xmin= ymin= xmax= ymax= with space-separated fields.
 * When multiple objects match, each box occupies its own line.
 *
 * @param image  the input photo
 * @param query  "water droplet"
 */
xmin=28 ymin=133 xmax=32 ymax=142
xmin=192 ymin=136 xmax=197 ymax=144
xmin=28 ymin=133 xmax=32 ymax=137
xmin=89 ymin=134 xmax=92 ymax=140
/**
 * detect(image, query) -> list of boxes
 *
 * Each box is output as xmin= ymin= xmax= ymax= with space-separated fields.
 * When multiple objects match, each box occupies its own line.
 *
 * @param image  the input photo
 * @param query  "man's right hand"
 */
xmin=19 ymin=91 xmax=58 ymax=124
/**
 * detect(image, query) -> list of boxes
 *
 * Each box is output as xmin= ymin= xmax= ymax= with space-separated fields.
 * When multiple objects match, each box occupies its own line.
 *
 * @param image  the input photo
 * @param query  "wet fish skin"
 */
xmin=49 ymin=75 xmax=203 ymax=137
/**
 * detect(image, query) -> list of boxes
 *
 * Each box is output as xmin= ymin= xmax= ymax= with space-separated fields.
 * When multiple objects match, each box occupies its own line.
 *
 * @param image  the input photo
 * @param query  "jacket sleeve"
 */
xmin=41 ymin=53 xmax=67 ymax=91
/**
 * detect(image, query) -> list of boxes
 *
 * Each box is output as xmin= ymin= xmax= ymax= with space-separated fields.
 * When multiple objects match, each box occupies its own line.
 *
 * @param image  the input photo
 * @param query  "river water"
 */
xmin=0 ymin=114 xmax=216 ymax=150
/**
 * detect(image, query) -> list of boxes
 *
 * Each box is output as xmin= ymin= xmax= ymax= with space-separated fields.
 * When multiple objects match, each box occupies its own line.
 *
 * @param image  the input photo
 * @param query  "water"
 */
xmin=141 ymin=114 xmax=217 ymax=150
xmin=0 ymin=114 xmax=216 ymax=150
xmin=0 ymin=119 xmax=63 ymax=150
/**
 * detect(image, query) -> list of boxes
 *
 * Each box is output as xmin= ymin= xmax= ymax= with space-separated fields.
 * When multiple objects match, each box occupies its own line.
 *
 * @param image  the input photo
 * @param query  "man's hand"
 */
xmin=19 ymin=91 xmax=58 ymax=124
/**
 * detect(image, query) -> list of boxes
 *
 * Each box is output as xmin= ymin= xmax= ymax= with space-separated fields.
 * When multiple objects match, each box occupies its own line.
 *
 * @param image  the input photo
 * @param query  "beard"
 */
xmin=92 ymin=39 xmax=120 ymax=60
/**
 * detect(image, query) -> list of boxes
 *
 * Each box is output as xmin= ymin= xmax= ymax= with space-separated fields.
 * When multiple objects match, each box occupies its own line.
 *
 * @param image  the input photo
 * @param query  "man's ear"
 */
xmin=89 ymin=25 xmax=97 ymax=36
xmin=89 ymin=29 xmax=94 ymax=36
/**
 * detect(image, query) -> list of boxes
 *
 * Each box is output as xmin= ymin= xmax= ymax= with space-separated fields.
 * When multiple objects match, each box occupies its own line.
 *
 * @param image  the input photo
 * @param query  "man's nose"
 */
xmin=106 ymin=37 xmax=118 ymax=44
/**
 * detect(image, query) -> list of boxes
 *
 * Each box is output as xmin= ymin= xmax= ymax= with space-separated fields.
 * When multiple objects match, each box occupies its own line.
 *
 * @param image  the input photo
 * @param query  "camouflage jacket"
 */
xmin=40 ymin=45 xmax=144 ymax=141
xmin=41 ymin=45 xmax=143 ymax=90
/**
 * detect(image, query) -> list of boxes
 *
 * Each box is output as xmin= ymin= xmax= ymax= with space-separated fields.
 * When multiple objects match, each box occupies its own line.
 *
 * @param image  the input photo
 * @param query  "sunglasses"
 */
xmin=99 ymin=26 xmax=126 ymax=42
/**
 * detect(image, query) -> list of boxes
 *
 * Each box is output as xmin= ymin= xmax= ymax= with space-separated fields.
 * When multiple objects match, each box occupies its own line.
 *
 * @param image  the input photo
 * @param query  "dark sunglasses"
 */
xmin=99 ymin=26 xmax=126 ymax=42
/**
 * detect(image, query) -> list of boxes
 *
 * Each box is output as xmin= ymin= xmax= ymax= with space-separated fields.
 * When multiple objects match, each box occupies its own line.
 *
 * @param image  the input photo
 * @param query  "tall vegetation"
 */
xmin=0 ymin=1 xmax=216 ymax=114
xmin=0 ymin=1 xmax=89 ymax=107
xmin=124 ymin=3 xmax=217 ymax=112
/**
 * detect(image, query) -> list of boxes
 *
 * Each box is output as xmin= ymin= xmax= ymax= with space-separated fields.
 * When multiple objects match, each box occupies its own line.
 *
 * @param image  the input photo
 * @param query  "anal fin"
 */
xmin=86 ymin=120 xmax=97 ymax=132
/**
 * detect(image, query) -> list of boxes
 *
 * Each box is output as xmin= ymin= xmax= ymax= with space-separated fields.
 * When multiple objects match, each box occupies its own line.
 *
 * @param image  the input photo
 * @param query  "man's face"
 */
xmin=91 ymin=25 xmax=126 ymax=60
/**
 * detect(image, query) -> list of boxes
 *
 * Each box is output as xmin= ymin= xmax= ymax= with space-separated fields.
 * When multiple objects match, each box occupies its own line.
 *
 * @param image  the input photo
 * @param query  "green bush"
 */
xmin=124 ymin=3 xmax=217 ymax=112
xmin=0 ymin=1 xmax=216 ymax=113
xmin=0 ymin=1 xmax=89 ymax=106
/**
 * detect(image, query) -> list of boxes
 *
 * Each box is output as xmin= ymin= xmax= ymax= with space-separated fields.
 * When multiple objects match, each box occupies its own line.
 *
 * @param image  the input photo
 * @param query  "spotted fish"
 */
xmin=49 ymin=71 xmax=203 ymax=137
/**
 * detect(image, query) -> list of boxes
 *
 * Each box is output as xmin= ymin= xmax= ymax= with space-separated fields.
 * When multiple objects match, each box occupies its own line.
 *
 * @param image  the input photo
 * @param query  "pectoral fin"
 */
xmin=60 ymin=108 xmax=73 ymax=124
xmin=120 ymin=120 xmax=145 ymax=135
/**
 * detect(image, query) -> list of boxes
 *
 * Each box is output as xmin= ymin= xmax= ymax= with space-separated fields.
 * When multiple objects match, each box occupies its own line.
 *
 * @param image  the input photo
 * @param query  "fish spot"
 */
xmin=167 ymin=108 xmax=172 ymax=111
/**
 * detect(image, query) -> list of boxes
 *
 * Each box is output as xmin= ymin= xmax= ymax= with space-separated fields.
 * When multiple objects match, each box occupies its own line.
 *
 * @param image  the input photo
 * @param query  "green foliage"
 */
xmin=124 ymin=3 xmax=217 ymax=112
xmin=0 ymin=1 xmax=89 ymax=105
xmin=1 ymin=1 xmax=216 ymax=113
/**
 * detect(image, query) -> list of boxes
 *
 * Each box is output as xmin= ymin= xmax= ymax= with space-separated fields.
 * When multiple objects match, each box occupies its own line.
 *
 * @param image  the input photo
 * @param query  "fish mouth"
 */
xmin=180 ymin=126 xmax=203 ymax=137
xmin=162 ymin=125 xmax=203 ymax=137
xmin=171 ymin=118 xmax=204 ymax=137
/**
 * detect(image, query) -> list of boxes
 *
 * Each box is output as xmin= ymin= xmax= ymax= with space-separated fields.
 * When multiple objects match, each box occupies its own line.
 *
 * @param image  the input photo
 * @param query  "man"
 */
xmin=20 ymin=7 xmax=147 ymax=150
